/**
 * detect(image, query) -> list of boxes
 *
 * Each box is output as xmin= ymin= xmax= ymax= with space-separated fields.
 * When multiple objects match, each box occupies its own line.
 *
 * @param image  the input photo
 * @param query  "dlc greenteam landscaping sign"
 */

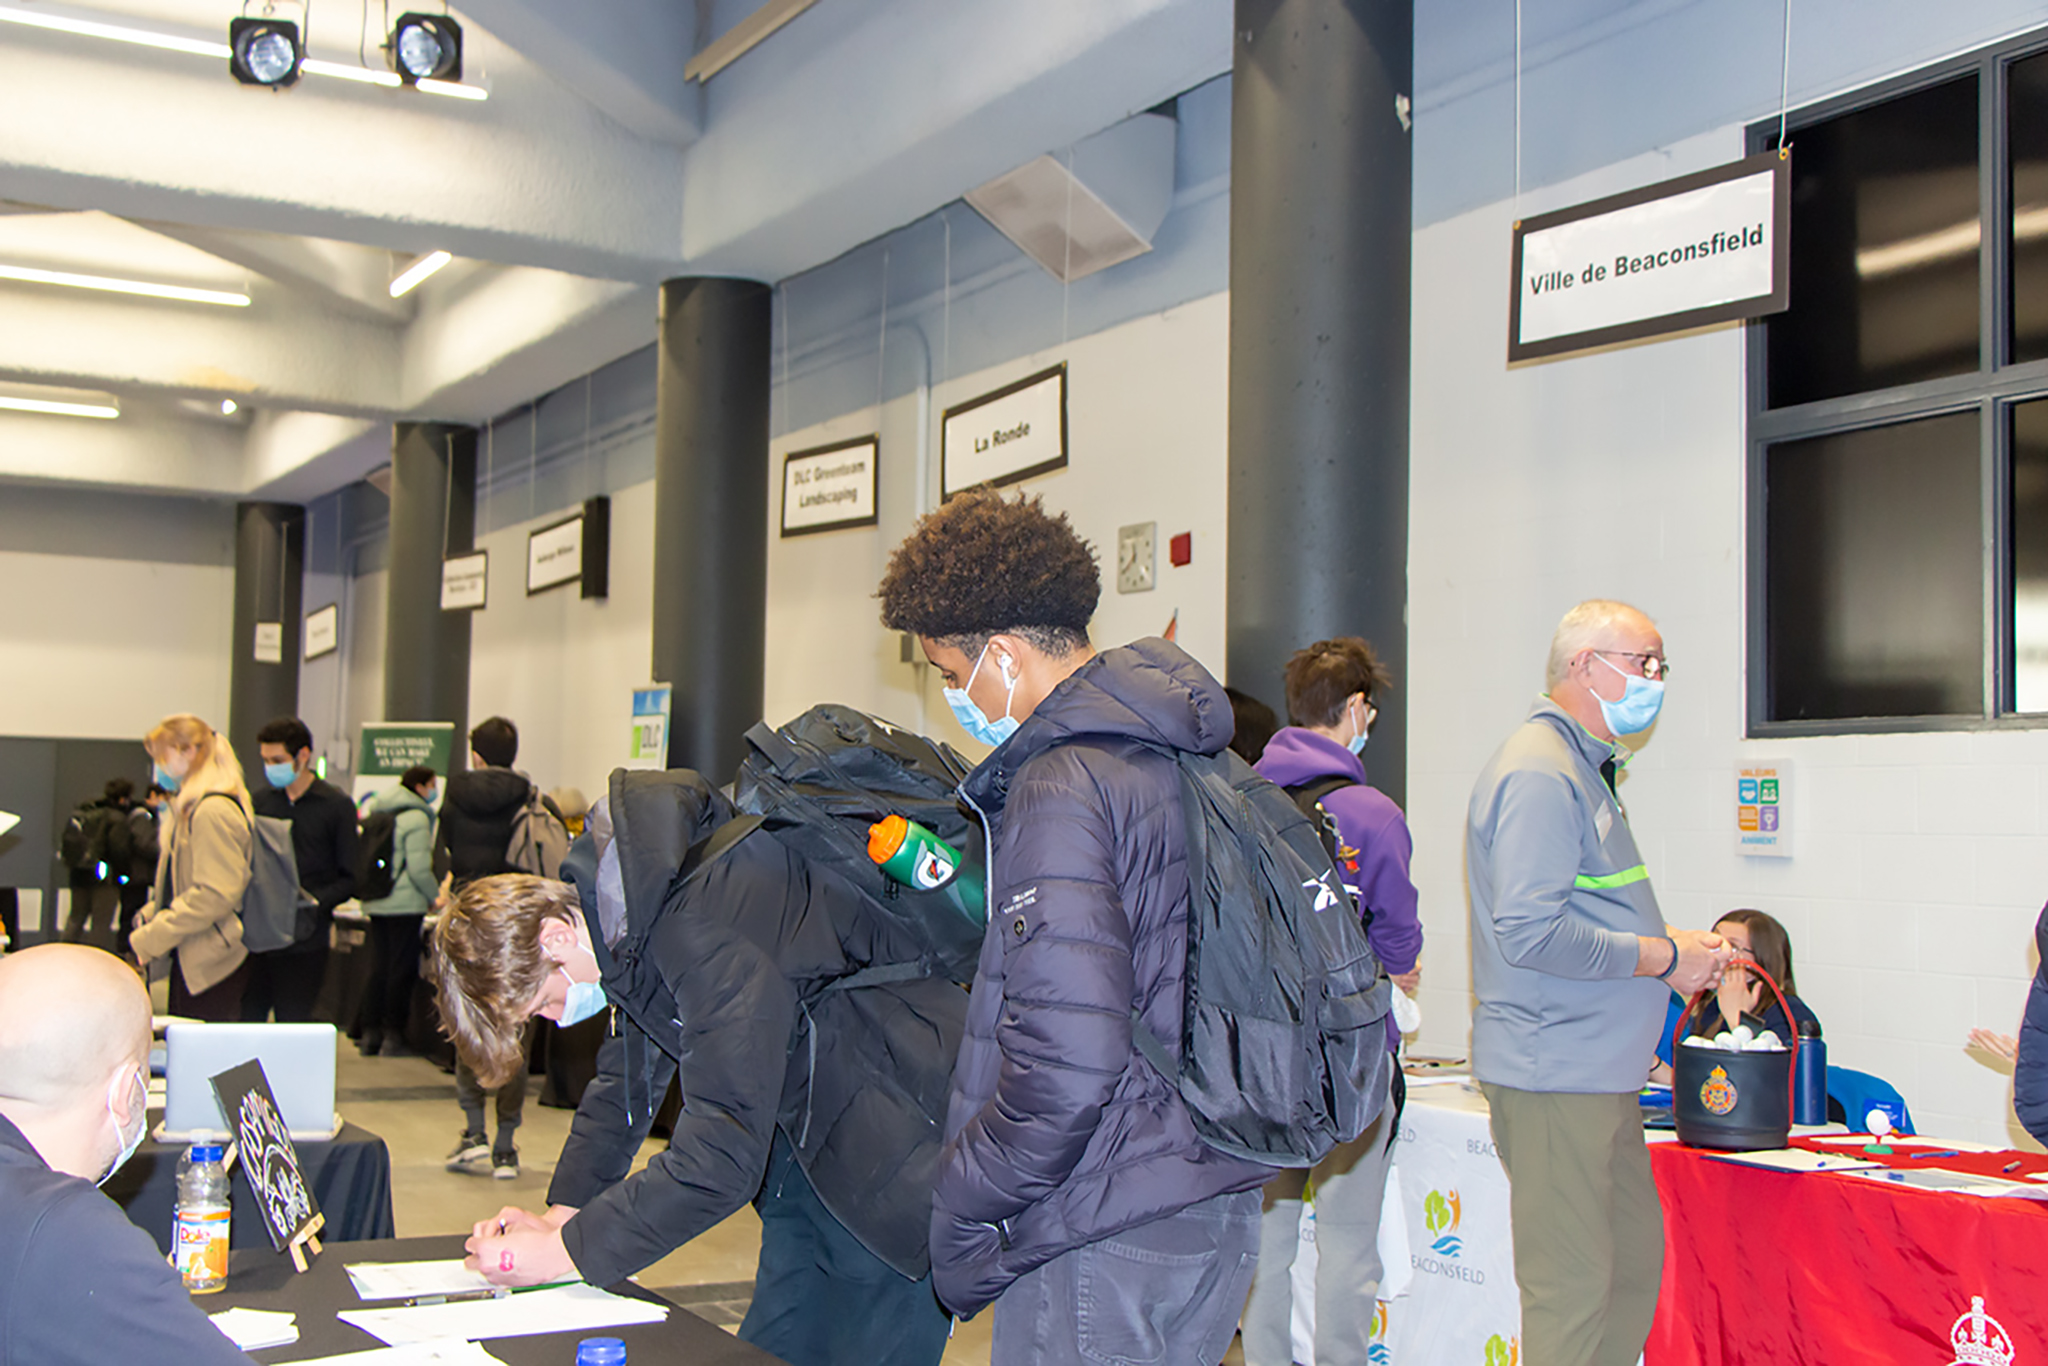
xmin=352 ymin=722 xmax=454 ymax=811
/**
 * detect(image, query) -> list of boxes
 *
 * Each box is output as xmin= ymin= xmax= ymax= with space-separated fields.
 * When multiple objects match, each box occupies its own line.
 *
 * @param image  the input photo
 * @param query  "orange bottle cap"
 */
xmin=867 ymin=814 xmax=908 ymax=863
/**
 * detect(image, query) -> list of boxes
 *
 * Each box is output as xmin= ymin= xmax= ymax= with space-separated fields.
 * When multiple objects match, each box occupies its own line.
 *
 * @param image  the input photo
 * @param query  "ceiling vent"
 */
xmin=965 ymin=112 xmax=1177 ymax=283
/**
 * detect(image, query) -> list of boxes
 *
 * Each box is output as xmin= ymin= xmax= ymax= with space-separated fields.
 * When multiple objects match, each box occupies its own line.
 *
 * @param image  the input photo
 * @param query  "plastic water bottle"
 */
xmin=866 ymin=815 xmax=986 ymax=925
xmin=1793 ymin=1017 xmax=1827 ymax=1126
xmin=575 ymin=1338 xmax=626 ymax=1366
xmin=173 ymin=1143 xmax=231 ymax=1294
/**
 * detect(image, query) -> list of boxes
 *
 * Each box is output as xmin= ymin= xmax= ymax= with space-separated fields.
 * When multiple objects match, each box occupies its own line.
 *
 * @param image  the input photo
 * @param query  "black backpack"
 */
xmin=1130 ymin=748 xmax=1392 ymax=1168
xmin=1283 ymin=775 xmax=1372 ymax=930
xmin=356 ymin=809 xmax=401 ymax=902
xmin=721 ymin=704 xmax=982 ymax=986
xmin=60 ymin=801 xmax=112 ymax=874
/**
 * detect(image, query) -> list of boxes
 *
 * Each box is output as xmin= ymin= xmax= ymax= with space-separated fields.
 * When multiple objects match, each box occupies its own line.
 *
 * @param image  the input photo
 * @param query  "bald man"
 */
xmin=0 ymin=944 xmax=254 ymax=1365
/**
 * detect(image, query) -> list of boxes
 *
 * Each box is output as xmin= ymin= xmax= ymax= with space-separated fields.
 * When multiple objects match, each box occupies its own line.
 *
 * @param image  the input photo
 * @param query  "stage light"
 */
xmin=221 ymin=399 xmax=239 ymax=416
xmin=230 ymin=16 xmax=301 ymax=87
xmin=389 ymin=13 xmax=460 ymax=84
xmin=388 ymin=250 xmax=451 ymax=298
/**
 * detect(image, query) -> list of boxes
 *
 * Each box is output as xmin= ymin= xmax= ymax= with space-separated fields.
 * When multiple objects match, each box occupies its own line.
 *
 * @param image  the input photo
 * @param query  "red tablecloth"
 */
xmin=1647 ymin=1141 xmax=2048 ymax=1365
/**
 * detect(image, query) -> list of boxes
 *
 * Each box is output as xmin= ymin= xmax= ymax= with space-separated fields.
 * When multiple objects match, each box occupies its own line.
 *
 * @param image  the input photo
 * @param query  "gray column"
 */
xmin=227 ymin=501 xmax=305 ymax=774
xmin=651 ymin=277 xmax=772 ymax=783
xmin=1226 ymin=0 xmax=1413 ymax=804
xmin=383 ymin=423 xmax=477 ymax=764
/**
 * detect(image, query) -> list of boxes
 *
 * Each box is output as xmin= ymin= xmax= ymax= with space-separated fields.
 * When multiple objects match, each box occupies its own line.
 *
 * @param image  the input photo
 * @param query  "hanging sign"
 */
xmin=942 ymin=363 xmax=1068 ymax=498
xmin=1508 ymin=151 xmax=1790 ymax=362
xmin=440 ymin=551 xmax=488 ymax=611
xmin=782 ymin=436 xmax=879 ymax=536
xmin=253 ymin=622 xmax=283 ymax=664
xmin=629 ymin=685 xmax=672 ymax=766
xmin=303 ymin=604 xmax=339 ymax=661
xmin=527 ymin=514 xmax=584 ymax=595
xmin=352 ymin=722 xmax=454 ymax=812
xmin=1735 ymin=758 xmax=1792 ymax=858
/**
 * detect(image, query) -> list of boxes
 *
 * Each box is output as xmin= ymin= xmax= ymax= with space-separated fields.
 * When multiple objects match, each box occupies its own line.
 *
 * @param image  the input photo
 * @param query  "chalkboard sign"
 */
xmin=210 ymin=1060 xmax=324 ymax=1268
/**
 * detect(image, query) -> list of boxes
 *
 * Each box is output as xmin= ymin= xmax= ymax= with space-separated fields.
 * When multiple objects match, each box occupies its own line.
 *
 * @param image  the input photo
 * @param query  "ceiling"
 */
xmin=0 ymin=0 xmax=1235 ymax=502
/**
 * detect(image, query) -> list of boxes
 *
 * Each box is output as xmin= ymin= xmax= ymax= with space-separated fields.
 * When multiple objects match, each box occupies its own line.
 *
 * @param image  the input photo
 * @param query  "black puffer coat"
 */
xmin=930 ymin=638 xmax=1276 ymax=1317
xmin=433 ymin=766 xmax=531 ymax=885
xmin=2017 ymin=902 xmax=2048 ymax=1146
xmin=549 ymin=768 xmax=966 ymax=1287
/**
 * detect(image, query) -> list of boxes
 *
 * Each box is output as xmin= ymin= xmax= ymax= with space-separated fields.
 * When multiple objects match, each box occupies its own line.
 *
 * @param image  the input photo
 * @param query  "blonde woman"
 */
xmin=130 ymin=715 xmax=252 ymax=1021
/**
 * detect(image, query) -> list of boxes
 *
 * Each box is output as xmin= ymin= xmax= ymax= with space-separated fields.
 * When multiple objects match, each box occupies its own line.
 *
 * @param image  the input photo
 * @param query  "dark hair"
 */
xmin=1714 ymin=908 xmax=1798 ymax=1000
xmin=1224 ymin=687 xmax=1278 ymax=765
xmin=876 ymin=487 xmax=1098 ymax=656
xmin=1283 ymin=638 xmax=1394 ymax=729
xmin=401 ymin=765 xmax=439 ymax=795
xmin=470 ymin=716 xmax=518 ymax=769
xmin=146 ymin=783 xmax=171 ymax=800
xmin=103 ymin=777 xmax=135 ymax=805
xmin=256 ymin=716 xmax=314 ymax=757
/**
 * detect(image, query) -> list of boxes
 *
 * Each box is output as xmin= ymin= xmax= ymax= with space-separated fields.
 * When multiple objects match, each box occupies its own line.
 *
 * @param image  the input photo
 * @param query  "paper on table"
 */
xmin=210 ymin=1307 xmax=300 ymax=1350
xmin=338 ymin=1284 xmax=668 ymax=1346
xmin=276 ymin=1341 xmax=506 ymax=1366
xmin=345 ymin=1260 xmax=501 ymax=1301
xmin=1704 ymin=1148 xmax=1884 ymax=1174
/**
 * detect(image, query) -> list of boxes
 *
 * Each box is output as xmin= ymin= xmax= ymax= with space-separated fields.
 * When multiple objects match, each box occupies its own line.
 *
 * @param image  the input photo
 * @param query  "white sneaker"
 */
xmin=446 ymin=1134 xmax=491 ymax=1176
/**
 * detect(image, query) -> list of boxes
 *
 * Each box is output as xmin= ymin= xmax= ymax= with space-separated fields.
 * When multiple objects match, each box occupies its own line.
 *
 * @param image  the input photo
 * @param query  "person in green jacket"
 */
xmin=356 ymin=765 xmax=440 ymax=1057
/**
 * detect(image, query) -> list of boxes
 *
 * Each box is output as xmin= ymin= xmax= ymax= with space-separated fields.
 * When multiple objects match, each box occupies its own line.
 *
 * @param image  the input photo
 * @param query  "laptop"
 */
xmin=160 ymin=1023 xmax=341 ymax=1141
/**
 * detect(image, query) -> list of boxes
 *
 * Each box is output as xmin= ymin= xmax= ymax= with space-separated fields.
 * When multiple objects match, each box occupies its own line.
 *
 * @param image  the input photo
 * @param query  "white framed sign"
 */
xmin=303 ymin=603 xmax=339 ymax=661
xmin=782 ymin=435 xmax=879 ymax=536
xmin=253 ymin=621 xmax=283 ymax=664
xmin=1508 ymin=151 xmax=1790 ymax=362
xmin=527 ymin=514 xmax=583 ymax=595
xmin=942 ymin=363 xmax=1068 ymax=498
xmin=440 ymin=551 xmax=488 ymax=611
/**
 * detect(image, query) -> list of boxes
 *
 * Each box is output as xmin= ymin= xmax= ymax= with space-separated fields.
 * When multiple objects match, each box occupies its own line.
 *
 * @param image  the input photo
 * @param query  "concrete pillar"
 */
xmin=1226 ymin=0 xmax=1413 ymax=804
xmin=383 ymin=423 xmax=477 ymax=763
xmin=651 ymin=277 xmax=772 ymax=783
xmin=227 ymin=502 xmax=305 ymax=773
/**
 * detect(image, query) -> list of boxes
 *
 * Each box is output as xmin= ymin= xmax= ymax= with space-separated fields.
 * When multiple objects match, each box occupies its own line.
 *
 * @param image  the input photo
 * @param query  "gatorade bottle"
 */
xmin=867 ymin=815 xmax=986 ymax=926
xmin=173 ymin=1144 xmax=231 ymax=1293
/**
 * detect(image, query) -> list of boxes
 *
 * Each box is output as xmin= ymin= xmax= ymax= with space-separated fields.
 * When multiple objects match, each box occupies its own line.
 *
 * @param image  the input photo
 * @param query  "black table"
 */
xmin=214 ymin=1234 xmax=787 ymax=1365
xmin=108 ymin=1115 xmax=396 ymax=1254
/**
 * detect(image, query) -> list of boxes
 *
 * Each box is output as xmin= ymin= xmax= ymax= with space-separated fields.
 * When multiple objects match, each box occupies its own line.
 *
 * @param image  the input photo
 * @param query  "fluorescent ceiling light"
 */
xmin=0 ymin=395 xmax=119 ymax=419
xmin=0 ymin=3 xmax=486 ymax=99
xmin=389 ymin=249 xmax=452 ymax=297
xmin=0 ymin=262 xmax=249 ymax=306
xmin=1856 ymin=206 xmax=2048 ymax=279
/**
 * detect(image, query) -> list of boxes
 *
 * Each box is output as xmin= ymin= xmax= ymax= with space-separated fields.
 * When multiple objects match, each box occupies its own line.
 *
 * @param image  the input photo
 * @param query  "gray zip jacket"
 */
xmin=1468 ymin=697 xmax=1666 ymax=1093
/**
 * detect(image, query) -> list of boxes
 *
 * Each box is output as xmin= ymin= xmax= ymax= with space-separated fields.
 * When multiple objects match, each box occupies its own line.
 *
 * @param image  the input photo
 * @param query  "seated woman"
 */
xmin=1652 ymin=908 xmax=1820 ymax=1081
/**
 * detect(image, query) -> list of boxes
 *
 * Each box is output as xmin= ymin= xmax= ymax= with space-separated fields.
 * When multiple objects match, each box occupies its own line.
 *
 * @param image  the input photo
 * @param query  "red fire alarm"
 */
xmin=1168 ymin=532 xmax=1192 ymax=567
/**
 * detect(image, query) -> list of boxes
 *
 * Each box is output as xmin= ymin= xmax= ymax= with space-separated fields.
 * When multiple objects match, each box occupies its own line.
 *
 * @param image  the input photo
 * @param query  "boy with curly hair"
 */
xmin=878 ymin=487 xmax=1274 ymax=1366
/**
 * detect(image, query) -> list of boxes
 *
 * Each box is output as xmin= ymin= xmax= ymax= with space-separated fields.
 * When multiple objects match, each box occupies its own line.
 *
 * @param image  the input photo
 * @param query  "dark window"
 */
xmin=2012 ymin=400 xmax=2048 ymax=709
xmin=2010 ymin=54 xmax=2048 ymax=362
xmin=1766 ymin=76 xmax=1980 ymax=409
xmin=1766 ymin=414 xmax=1983 ymax=720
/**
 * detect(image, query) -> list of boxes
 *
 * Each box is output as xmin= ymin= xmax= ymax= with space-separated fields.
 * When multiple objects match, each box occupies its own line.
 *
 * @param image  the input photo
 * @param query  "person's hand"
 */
xmin=470 ymin=1205 xmax=552 ymax=1243
xmin=1663 ymin=929 xmax=1731 ymax=996
xmin=465 ymin=1218 xmax=574 ymax=1287
xmin=1716 ymin=964 xmax=1760 ymax=1022
xmin=1969 ymin=1028 xmax=2020 ymax=1062
xmin=1392 ymin=969 xmax=1422 ymax=994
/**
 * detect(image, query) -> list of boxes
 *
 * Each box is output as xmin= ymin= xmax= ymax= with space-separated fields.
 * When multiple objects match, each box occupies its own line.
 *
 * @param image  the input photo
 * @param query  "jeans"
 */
xmin=241 ymin=947 xmax=329 ymax=1022
xmin=457 ymin=1034 xmax=528 ymax=1150
xmin=738 ymin=1130 xmax=951 ymax=1366
xmin=991 ymin=1187 xmax=1262 ymax=1366
xmin=359 ymin=915 xmax=425 ymax=1040
xmin=1241 ymin=1074 xmax=1399 ymax=1366
xmin=169 ymin=954 xmax=251 ymax=1021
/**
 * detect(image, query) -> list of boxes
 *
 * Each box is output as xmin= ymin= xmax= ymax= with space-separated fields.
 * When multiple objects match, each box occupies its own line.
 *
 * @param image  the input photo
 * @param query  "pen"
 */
xmin=401 ymin=1288 xmax=506 ymax=1307
xmin=2002 ymin=1159 xmax=2023 ymax=1173
xmin=1908 ymin=1150 xmax=1961 ymax=1160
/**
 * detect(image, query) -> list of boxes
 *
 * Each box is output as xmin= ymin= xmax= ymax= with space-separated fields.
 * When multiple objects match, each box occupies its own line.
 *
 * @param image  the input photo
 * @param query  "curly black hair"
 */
xmin=877 ymin=487 xmax=1099 ymax=654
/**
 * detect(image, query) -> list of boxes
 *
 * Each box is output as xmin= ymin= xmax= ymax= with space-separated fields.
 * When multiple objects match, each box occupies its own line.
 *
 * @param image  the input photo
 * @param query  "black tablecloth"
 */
xmin=108 ymin=1116 xmax=396 ymax=1254
xmin=213 ymin=1234 xmax=787 ymax=1365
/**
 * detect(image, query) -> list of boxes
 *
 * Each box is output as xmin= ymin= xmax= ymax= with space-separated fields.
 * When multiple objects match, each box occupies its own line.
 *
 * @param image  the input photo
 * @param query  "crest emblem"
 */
xmin=1949 ymin=1296 xmax=2015 ymax=1366
xmin=1699 ymin=1065 xmax=1738 ymax=1116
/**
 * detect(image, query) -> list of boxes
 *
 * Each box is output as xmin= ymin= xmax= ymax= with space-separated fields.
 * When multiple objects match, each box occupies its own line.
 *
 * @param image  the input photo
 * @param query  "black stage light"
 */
xmin=389 ymin=12 xmax=461 ymax=85
xmin=229 ymin=16 xmax=301 ymax=87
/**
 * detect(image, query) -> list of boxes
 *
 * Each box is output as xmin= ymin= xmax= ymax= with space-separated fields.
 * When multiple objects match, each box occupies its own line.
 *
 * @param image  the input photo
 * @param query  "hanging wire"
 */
xmin=1776 ymin=0 xmax=1794 ymax=154
xmin=584 ymin=372 xmax=595 ymax=500
xmin=779 ymin=282 xmax=792 ymax=438
xmin=876 ymin=247 xmax=890 ymax=413
xmin=440 ymin=434 xmax=455 ymax=559
xmin=483 ymin=416 xmax=494 ymax=537
xmin=528 ymin=402 xmax=538 ymax=523
xmin=942 ymin=208 xmax=952 ymax=385
xmin=1513 ymin=0 xmax=1523 ymax=216
xmin=1061 ymin=145 xmax=1076 ymax=347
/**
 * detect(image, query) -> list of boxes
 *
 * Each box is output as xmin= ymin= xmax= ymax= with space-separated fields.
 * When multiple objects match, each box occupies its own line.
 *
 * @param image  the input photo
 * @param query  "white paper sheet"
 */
xmin=276 ymin=1341 xmax=506 ymax=1366
xmin=338 ymin=1284 xmax=668 ymax=1346
xmin=210 ymin=1308 xmax=300 ymax=1350
xmin=1703 ymin=1148 xmax=1884 ymax=1174
xmin=345 ymin=1260 xmax=502 ymax=1301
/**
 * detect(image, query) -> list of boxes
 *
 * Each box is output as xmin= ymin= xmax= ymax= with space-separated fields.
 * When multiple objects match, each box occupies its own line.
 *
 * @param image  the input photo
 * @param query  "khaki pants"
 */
xmin=1480 ymin=1083 xmax=1662 ymax=1366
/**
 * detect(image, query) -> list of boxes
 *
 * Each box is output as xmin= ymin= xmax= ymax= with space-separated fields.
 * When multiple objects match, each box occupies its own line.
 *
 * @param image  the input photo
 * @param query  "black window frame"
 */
xmin=1748 ymin=30 xmax=2048 ymax=736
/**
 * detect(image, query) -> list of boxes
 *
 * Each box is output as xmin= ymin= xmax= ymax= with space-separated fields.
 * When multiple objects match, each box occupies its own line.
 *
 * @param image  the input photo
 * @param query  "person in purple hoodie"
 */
xmin=1239 ymin=636 xmax=1422 ymax=1366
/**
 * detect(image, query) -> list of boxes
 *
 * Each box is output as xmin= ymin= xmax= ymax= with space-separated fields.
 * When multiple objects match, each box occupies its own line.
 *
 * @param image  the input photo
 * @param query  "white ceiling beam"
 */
xmin=458 ymin=0 xmax=704 ymax=147
xmin=0 ymin=405 xmax=243 ymax=495
xmin=131 ymin=222 xmax=413 ymax=325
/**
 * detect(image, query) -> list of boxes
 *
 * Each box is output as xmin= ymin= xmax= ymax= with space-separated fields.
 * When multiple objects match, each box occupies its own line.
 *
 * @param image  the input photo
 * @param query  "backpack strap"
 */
xmin=822 ymin=961 xmax=930 ymax=992
xmin=677 ymin=812 xmax=766 ymax=884
xmin=1283 ymin=774 xmax=1358 ymax=814
xmin=1129 ymin=1012 xmax=1180 ymax=1083
xmin=744 ymin=720 xmax=803 ymax=775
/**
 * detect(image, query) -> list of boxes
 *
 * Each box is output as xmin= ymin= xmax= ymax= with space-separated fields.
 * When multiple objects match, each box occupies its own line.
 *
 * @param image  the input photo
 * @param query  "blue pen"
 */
xmin=1909 ymin=1149 xmax=1961 ymax=1160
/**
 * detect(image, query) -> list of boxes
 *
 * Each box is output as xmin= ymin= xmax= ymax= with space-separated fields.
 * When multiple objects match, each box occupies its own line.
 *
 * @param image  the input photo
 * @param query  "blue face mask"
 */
xmin=557 ymin=970 xmax=607 ymax=1028
xmin=264 ymin=761 xmax=298 ymax=789
xmin=943 ymin=642 xmax=1021 ymax=748
xmin=152 ymin=762 xmax=181 ymax=794
xmin=1594 ymin=654 xmax=1666 ymax=736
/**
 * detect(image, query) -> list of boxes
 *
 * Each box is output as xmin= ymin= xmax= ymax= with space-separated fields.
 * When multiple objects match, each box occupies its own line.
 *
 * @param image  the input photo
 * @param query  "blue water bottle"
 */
xmin=1793 ymin=1016 xmax=1827 ymax=1125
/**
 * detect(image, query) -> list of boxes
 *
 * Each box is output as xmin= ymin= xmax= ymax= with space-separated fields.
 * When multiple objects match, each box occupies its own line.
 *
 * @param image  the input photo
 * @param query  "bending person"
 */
xmin=0 ymin=944 xmax=254 ymax=1365
xmin=430 ymin=768 xmax=966 ymax=1366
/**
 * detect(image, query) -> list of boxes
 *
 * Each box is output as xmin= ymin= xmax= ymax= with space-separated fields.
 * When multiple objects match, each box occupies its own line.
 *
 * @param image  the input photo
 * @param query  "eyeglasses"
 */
xmin=1592 ymin=649 xmax=1671 ymax=681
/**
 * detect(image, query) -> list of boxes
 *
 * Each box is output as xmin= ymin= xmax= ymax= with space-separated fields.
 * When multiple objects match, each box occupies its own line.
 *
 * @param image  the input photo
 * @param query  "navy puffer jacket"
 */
xmin=931 ymin=638 xmax=1276 ymax=1316
xmin=2016 ymin=902 xmax=2048 ymax=1146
